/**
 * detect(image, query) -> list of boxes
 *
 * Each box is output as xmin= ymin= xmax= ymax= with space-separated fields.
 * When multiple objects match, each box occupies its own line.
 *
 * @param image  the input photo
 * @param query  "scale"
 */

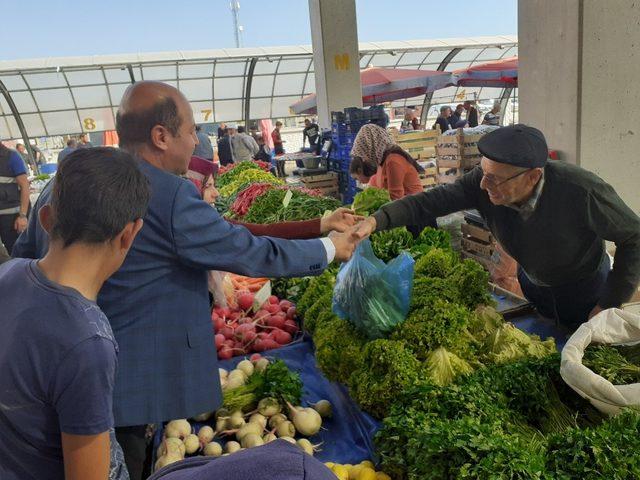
xmin=292 ymin=137 xmax=333 ymax=177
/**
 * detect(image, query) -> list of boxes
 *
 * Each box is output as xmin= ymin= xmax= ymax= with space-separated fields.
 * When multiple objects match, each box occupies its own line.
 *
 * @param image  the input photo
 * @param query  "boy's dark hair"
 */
xmin=116 ymin=96 xmax=181 ymax=150
xmin=50 ymin=147 xmax=150 ymax=247
xmin=237 ymin=126 xmax=245 ymax=134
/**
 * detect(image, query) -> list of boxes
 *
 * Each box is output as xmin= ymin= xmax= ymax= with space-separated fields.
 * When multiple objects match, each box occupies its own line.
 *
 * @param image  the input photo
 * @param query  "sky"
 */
xmin=0 ymin=0 xmax=516 ymax=61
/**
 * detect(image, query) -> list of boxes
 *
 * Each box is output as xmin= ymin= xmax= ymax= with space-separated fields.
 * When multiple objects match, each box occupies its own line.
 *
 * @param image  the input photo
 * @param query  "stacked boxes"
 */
xmin=435 ymin=128 xmax=484 ymax=184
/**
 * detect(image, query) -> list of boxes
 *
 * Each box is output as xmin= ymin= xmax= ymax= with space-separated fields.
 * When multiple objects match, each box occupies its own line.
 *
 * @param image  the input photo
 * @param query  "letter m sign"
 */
xmin=334 ymin=53 xmax=350 ymax=70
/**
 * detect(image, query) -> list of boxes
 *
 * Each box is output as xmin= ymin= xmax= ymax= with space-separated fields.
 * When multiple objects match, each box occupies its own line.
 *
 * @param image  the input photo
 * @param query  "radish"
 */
xmin=220 ymin=326 xmax=235 ymax=340
xmin=252 ymin=340 xmax=266 ymax=352
xmin=234 ymin=325 xmax=257 ymax=344
xmin=213 ymin=316 xmax=226 ymax=332
xmin=279 ymin=300 xmax=292 ymax=312
xmin=275 ymin=420 xmax=296 ymax=438
xmin=282 ymin=320 xmax=299 ymax=335
xmin=265 ymin=303 xmax=281 ymax=315
xmin=237 ymin=292 xmax=255 ymax=311
xmin=238 ymin=316 xmax=253 ymax=325
xmin=215 ymin=334 xmax=225 ymax=349
xmin=218 ymin=347 xmax=233 ymax=360
xmin=266 ymin=315 xmax=286 ymax=330
xmin=213 ymin=306 xmax=225 ymax=318
xmin=288 ymin=404 xmax=323 ymax=436
xmin=272 ymin=329 xmax=292 ymax=345
xmin=249 ymin=353 xmax=262 ymax=362
xmin=203 ymin=441 xmax=222 ymax=457
xmin=257 ymin=398 xmax=281 ymax=417
xmin=261 ymin=339 xmax=280 ymax=351
xmin=286 ymin=307 xmax=297 ymax=320
xmin=268 ymin=295 xmax=279 ymax=305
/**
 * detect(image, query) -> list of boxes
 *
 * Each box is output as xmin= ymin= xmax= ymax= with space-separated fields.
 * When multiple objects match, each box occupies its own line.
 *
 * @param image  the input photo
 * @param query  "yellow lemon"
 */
xmin=375 ymin=473 xmax=392 ymax=480
xmin=332 ymin=465 xmax=349 ymax=480
xmin=356 ymin=467 xmax=377 ymax=480
xmin=360 ymin=461 xmax=375 ymax=469
xmin=325 ymin=462 xmax=335 ymax=469
xmin=349 ymin=464 xmax=363 ymax=479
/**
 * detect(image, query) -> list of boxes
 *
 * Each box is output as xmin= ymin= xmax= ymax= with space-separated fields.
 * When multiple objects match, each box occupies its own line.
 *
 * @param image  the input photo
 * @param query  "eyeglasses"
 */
xmin=477 ymin=165 xmax=531 ymax=188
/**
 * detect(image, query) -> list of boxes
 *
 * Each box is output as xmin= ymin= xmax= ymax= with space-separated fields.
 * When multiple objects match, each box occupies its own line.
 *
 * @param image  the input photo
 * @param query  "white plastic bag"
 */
xmin=560 ymin=308 xmax=640 ymax=415
xmin=208 ymin=271 xmax=228 ymax=308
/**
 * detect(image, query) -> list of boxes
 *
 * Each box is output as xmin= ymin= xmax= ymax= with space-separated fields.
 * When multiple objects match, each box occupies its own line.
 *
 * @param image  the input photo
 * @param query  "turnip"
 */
xmin=228 ymin=368 xmax=247 ymax=381
xmin=235 ymin=422 xmax=262 ymax=441
xmin=193 ymin=411 xmax=213 ymax=422
xmin=241 ymin=433 xmax=264 ymax=449
xmin=271 ymin=329 xmax=292 ymax=345
xmin=215 ymin=417 xmax=228 ymax=433
xmin=157 ymin=438 xmax=185 ymax=457
xmin=268 ymin=295 xmax=279 ymax=305
xmin=257 ymin=397 xmax=281 ymax=417
xmin=224 ymin=441 xmax=241 ymax=454
xmin=237 ymin=292 xmax=255 ymax=311
xmin=197 ymin=425 xmax=215 ymax=444
xmin=183 ymin=434 xmax=200 ymax=454
xmin=236 ymin=359 xmax=254 ymax=377
xmin=218 ymin=368 xmax=228 ymax=379
xmin=255 ymin=358 xmax=270 ymax=373
xmin=227 ymin=412 xmax=245 ymax=429
xmin=263 ymin=433 xmax=278 ymax=443
xmin=165 ymin=419 xmax=191 ymax=439
xmin=203 ymin=441 xmax=222 ymax=457
xmin=268 ymin=413 xmax=287 ymax=429
xmin=225 ymin=374 xmax=244 ymax=390
xmin=279 ymin=436 xmax=296 ymax=445
xmin=312 ymin=399 xmax=333 ymax=418
xmin=275 ymin=420 xmax=296 ymax=438
xmin=296 ymin=438 xmax=314 ymax=456
xmin=288 ymin=405 xmax=322 ymax=436
xmin=155 ymin=453 xmax=182 ymax=471
xmin=249 ymin=413 xmax=267 ymax=430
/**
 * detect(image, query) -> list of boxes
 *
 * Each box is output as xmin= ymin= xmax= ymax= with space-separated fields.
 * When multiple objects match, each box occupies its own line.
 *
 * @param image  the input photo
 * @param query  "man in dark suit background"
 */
xmin=13 ymin=81 xmax=359 ymax=479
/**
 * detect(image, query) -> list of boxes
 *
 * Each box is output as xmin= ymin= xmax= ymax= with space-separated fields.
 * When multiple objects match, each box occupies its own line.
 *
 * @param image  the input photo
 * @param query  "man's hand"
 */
xmin=14 ymin=215 xmax=27 ymax=233
xmin=328 ymin=230 xmax=359 ymax=262
xmin=588 ymin=304 xmax=604 ymax=320
xmin=351 ymin=216 xmax=377 ymax=241
xmin=320 ymin=208 xmax=365 ymax=234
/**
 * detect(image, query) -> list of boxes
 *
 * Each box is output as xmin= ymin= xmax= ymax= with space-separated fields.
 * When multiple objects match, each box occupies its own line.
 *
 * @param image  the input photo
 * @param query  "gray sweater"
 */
xmin=373 ymin=161 xmax=640 ymax=308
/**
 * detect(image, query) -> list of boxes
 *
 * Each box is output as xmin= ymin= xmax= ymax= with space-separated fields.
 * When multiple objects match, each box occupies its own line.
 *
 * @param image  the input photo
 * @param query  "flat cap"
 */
xmin=477 ymin=124 xmax=548 ymax=168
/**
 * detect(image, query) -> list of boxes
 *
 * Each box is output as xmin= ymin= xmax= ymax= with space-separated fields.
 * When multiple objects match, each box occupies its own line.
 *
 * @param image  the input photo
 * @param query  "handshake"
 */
xmin=322 ymin=208 xmax=378 ymax=263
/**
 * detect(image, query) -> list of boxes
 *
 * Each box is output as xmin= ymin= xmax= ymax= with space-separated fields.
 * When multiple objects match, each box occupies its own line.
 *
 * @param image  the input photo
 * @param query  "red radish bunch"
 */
xmin=211 ymin=292 xmax=300 ymax=359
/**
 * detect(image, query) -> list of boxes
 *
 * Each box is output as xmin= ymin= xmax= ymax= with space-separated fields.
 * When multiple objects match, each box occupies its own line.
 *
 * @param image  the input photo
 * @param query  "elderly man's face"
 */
xmin=478 ymin=157 xmax=540 ymax=206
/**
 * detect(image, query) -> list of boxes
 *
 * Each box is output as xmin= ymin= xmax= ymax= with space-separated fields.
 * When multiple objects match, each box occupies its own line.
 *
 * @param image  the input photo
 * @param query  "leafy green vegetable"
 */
xmin=482 ymin=323 xmax=556 ymax=365
xmin=270 ymin=277 xmax=311 ymax=305
xmin=425 ymin=346 xmax=474 ymax=386
xmin=348 ymin=339 xmax=422 ymax=419
xmin=469 ymin=305 xmax=504 ymax=342
xmin=392 ymin=299 xmax=472 ymax=360
xmin=313 ymin=316 xmax=364 ymax=384
xmin=370 ymin=227 xmax=414 ymax=262
xmin=583 ymin=344 xmax=640 ymax=384
xmin=413 ymin=247 xmax=458 ymax=278
xmin=351 ymin=187 xmax=390 ymax=215
xmin=409 ymin=227 xmax=452 ymax=259
xmin=303 ymin=290 xmax=333 ymax=335
xmin=297 ymin=270 xmax=336 ymax=316
xmin=448 ymin=258 xmax=494 ymax=309
xmin=243 ymin=188 xmax=340 ymax=223
xmin=216 ymin=161 xmax=263 ymax=188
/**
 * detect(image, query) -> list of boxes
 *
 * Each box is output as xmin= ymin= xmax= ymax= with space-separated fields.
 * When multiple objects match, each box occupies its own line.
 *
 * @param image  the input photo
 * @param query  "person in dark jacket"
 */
xmin=0 ymin=142 xmax=30 ymax=254
xmin=353 ymin=124 xmax=640 ymax=332
xmin=450 ymin=104 xmax=466 ymax=129
xmin=302 ymin=118 xmax=321 ymax=154
xmin=217 ymin=128 xmax=234 ymax=166
xmin=433 ymin=106 xmax=452 ymax=134
xmin=12 ymin=80 xmax=359 ymax=480
xmin=193 ymin=125 xmax=214 ymax=161
xmin=463 ymin=100 xmax=479 ymax=127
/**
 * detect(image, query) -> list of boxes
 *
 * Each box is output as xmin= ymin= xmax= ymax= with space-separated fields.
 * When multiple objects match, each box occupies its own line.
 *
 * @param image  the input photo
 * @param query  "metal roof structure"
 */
xmin=0 ymin=35 xmax=517 ymax=142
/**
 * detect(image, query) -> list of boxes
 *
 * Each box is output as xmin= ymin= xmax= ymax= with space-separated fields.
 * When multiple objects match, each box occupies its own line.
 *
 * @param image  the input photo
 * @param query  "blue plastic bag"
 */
xmin=333 ymin=239 xmax=414 ymax=339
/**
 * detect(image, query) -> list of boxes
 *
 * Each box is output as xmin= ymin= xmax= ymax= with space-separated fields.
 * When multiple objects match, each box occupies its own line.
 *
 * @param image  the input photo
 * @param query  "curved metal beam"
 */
xmin=127 ymin=64 xmax=136 ymax=83
xmin=419 ymin=48 xmax=462 ymax=127
xmin=242 ymin=57 xmax=258 ymax=126
xmin=499 ymin=87 xmax=514 ymax=126
xmin=0 ymin=79 xmax=38 ymax=172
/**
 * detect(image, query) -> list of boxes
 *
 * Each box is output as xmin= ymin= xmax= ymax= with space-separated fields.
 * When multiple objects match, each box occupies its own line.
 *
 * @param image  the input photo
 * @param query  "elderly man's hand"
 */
xmin=350 ymin=216 xmax=377 ymax=241
xmin=320 ymin=207 xmax=365 ymax=234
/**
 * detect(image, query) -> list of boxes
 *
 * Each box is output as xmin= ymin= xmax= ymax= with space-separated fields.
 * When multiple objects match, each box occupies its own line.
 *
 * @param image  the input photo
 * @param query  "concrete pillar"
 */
xmin=519 ymin=0 xmax=640 ymax=213
xmin=308 ymin=0 xmax=362 ymax=129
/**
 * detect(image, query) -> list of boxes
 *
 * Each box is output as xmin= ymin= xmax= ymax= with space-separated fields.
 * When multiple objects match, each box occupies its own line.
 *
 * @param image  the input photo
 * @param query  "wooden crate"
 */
xmin=301 ymin=172 xmax=339 ymax=197
xmin=461 ymin=223 xmax=493 ymax=243
xmin=394 ymin=130 xmax=440 ymax=160
xmin=462 ymin=237 xmax=494 ymax=258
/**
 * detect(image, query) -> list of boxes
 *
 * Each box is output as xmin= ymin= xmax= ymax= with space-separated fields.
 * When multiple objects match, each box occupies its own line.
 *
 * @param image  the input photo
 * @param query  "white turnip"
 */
xmin=236 ymin=359 xmax=254 ymax=377
xmin=225 ymin=441 xmax=241 ymax=454
xmin=257 ymin=397 xmax=281 ymax=417
xmin=165 ymin=419 xmax=191 ymax=439
xmin=241 ymin=433 xmax=264 ymax=448
xmin=197 ymin=425 xmax=215 ymax=444
xmin=183 ymin=434 xmax=200 ymax=454
xmin=157 ymin=438 xmax=185 ymax=458
xmin=275 ymin=420 xmax=296 ymax=438
xmin=268 ymin=413 xmax=287 ymax=429
xmin=203 ymin=441 xmax=222 ymax=457
xmin=255 ymin=357 xmax=270 ymax=373
xmin=235 ymin=422 xmax=263 ymax=441
xmin=225 ymin=375 xmax=245 ymax=390
xmin=312 ymin=400 xmax=333 ymax=418
xmin=262 ymin=433 xmax=277 ymax=443
xmin=296 ymin=438 xmax=314 ymax=456
xmin=249 ymin=413 xmax=267 ymax=430
xmin=227 ymin=412 xmax=245 ymax=429
xmin=279 ymin=436 xmax=296 ymax=445
xmin=155 ymin=453 xmax=182 ymax=471
xmin=288 ymin=405 xmax=322 ymax=436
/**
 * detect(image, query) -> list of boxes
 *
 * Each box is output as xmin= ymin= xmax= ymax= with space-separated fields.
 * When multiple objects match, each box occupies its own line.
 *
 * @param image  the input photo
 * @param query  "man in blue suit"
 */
xmin=13 ymin=81 xmax=358 ymax=479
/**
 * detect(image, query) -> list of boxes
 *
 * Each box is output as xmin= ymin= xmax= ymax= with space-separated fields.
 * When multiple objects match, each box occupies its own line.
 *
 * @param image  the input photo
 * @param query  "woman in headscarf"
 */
xmin=349 ymin=124 xmax=424 ymax=201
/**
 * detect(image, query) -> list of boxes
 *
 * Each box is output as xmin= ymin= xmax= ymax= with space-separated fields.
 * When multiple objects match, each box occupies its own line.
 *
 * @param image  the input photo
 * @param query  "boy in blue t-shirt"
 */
xmin=0 ymin=148 xmax=150 ymax=480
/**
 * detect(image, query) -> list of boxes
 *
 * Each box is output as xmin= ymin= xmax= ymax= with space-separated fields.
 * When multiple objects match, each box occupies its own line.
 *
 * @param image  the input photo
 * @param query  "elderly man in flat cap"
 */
xmin=354 ymin=124 xmax=640 ymax=332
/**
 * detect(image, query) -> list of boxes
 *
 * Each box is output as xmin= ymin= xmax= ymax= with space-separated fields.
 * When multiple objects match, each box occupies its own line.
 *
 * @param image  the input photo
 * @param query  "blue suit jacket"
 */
xmin=13 ymin=160 xmax=328 ymax=426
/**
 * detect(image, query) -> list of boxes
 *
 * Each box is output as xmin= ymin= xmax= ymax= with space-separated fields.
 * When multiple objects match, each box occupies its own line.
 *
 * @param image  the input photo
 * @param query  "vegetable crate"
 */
xmin=436 ymin=128 xmax=484 ymax=184
xmin=420 ymin=166 xmax=437 ymax=189
xmin=461 ymin=222 xmax=495 ymax=265
xmin=301 ymin=172 xmax=339 ymax=198
xmin=392 ymin=129 xmax=440 ymax=160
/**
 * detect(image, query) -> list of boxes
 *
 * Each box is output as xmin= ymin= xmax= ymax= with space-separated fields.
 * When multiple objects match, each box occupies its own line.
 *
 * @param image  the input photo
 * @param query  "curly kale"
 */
xmin=348 ymin=339 xmax=422 ymax=419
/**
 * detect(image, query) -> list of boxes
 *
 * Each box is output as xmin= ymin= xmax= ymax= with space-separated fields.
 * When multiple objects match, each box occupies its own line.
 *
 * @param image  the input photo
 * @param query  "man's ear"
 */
xmin=38 ymin=204 xmax=54 ymax=234
xmin=149 ymin=125 xmax=170 ymax=151
xmin=118 ymin=218 xmax=144 ymax=252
